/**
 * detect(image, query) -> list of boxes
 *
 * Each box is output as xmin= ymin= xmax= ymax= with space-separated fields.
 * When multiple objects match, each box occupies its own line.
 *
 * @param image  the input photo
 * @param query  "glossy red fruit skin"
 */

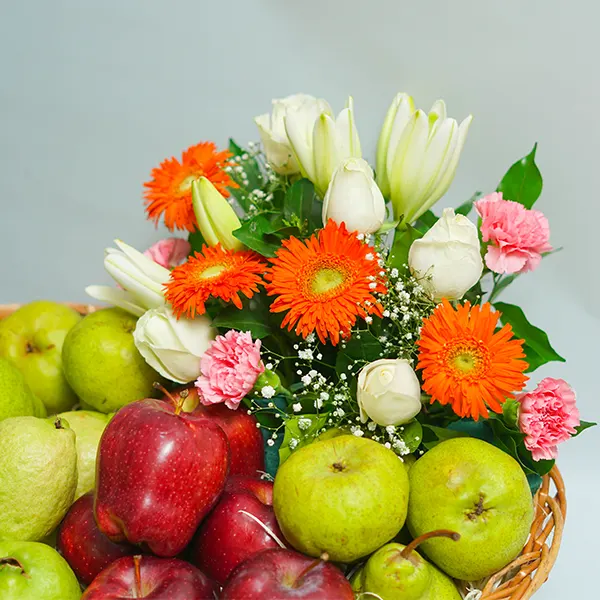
xmin=191 ymin=478 xmax=284 ymax=584
xmin=81 ymin=555 xmax=217 ymax=599
xmin=94 ymin=398 xmax=229 ymax=557
xmin=57 ymin=493 xmax=137 ymax=585
xmin=220 ymin=548 xmax=355 ymax=600
xmin=171 ymin=385 xmax=265 ymax=477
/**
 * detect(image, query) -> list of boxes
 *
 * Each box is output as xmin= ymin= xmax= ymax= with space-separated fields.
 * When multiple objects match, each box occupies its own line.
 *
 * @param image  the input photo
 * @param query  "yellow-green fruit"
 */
xmin=0 ymin=301 xmax=81 ymax=414
xmin=274 ymin=435 xmax=409 ymax=563
xmin=0 ymin=416 xmax=77 ymax=541
xmin=0 ymin=358 xmax=46 ymax=420
xmin=315 ymin=427 xmax=345 ymax=442
xmin=58 ymin=410 xmax=110 ymax=498
xmin=62 ymin=308 xmax=160 ymax=413
xmin=407 ymin=438 xmax=534 ymax=581
xmin=427 ymin=566 xmax=462 ymax=599
xmin=0 ymin=541 xmax=81 ymax=600
xmin=349 ymin=567 xmax=364 ymax=593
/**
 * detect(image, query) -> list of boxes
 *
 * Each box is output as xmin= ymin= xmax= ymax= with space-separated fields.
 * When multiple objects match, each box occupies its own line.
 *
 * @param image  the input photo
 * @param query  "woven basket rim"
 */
xmin=0 ymin=302 xmax=566 ymax=599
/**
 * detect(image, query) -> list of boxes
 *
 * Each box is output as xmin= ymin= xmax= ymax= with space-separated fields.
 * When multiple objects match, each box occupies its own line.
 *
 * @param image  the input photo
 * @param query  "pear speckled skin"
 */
xmin=0 ymin=416 xmax=77 ymax=541
xmin=407 ymin=438 xmax=534 ymax=581
xmin=58 ymin=410 xmax=109 ymax=499
xmin=62 ymin=308 xmax=160 ymax=413
xmin=273 ymin=435 xmax=409 ymax=563
xmin=0 ymin=357 xmax=46 ymax=420
xmin=0 ymin=301 xmax=81 ymax=414
xmin=427 ymin=565 xmax=462 ymax=599
xmin=94 ymin=398 xmax=229 ymax=557
xmin=0 ymin=541 xmax=81 ymax=600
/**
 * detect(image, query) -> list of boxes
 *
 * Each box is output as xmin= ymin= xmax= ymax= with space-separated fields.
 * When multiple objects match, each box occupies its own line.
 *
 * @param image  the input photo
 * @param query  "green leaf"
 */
xmin=494 ymin=302 xmax=565 ymax=372
xmin=496 ymin=144 xmax=543 ymax=209
xmin=261 ymin=428 xmax=283 ymax=478
xmin=421 ymin=424 xmax=469 ymax=449
xmin=212 ymin=304 xmax=272 ymax=338
xmin=251 ymin=395 xmax=288 ymax=430
xmin=455 ymin=192 xmax=482 ymax=216
xmin=488 ymin=274 xmax=519 ymax=303
xmin=187 ymin=229 xmax=206 ymax=254
xmin=336 ymin=332 xmax=383 ymax=377
xmin=279 ymin=414 xmax=329 ymax=464
xmin=573 ymin=420 xmax=597 ymax=438
xmin=283 ymin=179 xmax=320 ymax=233
xmin=233 ymin=214 xmax=282 ymax=257
xmin=399 ymin=419 xmax=423 ymax=453
xmin=388 ymin=225 xmax=423 ymax=270
xmin=415 ymin=210 xmax=438 ymax=231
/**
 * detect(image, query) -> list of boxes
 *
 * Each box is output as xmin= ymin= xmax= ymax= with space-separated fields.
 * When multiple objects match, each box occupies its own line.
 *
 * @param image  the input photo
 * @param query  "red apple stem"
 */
xmin=133 ymin=555 xmax=142 ymax=598
xmin=0 ymin=557 xmax=30 ymax=578
xmin=153 ymin=382 xmax=185 ymax=415
xmin=293 ymin=553 xmax=330 ymax=588
xmin=400 ymin=530 xmax=461 ymax=560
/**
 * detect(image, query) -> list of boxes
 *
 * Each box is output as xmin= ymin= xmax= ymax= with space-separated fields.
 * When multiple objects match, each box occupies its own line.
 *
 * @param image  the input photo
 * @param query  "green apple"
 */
xmin=0 ymin=301 xmax=81 ymax=414
xmin=0 ymin=357 xmax=46 ymax=420
xmin=62 ymin=308 xmax=161 ymax=413
xmin=0 ymin=416 xmax=77 ymax=541
xmin=0 ymin=541 xmax=80 ymax=599
xmin=58 ymin=410 xmax=110 ymax=498
xmin=273 ymin=435 xmax=409 ymax=563
xmin=407 ymin=437 xmax=534 ymax=581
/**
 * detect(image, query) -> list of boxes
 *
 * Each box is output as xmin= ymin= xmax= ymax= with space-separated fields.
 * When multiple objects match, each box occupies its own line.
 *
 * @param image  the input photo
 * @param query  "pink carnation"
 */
xmin=195 ymin=330 xmax=264 ymax=410
xmin=474 ymin=192 xmax=552 ymax=274
xmin=144 ymin=238 xmax=191 ymax=269
xmin=518 ymin=378 xmax=580 ymax=461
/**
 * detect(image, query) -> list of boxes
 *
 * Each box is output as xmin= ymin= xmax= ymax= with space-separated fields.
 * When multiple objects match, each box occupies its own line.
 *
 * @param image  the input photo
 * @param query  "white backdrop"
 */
xmin=0 ymin=1 xmax=598 ymax=595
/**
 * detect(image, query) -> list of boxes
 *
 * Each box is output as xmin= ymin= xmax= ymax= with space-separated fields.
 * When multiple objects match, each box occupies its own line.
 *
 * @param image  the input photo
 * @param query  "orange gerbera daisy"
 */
xmin=164 ymin=245 xmax=266 ymax=319
xmin=144 ymin=142 xmax=237 ymax=232
xmin=265 ymin=220 xmax=387 ymax=345
xmin=416 ymin=299 xmax=528 ymax=420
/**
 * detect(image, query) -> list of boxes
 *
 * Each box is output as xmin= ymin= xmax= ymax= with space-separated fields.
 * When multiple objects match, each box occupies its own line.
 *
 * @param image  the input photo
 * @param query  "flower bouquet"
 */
xmin=0 ymin=91 xmax=594 ymax=599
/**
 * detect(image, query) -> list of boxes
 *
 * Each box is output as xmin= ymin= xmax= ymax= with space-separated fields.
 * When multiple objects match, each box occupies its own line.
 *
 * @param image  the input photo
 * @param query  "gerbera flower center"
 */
xmin=311 ymin=267 xmax=345 ymax=295
xmin=444 ymin=338 xmax=491 ymax=379
xmin=199 ymin=264 xmax=226 ymax=279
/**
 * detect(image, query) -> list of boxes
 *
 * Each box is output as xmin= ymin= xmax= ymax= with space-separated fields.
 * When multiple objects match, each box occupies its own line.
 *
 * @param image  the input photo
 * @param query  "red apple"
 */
xmin=168 ymin=385 xmax=264 ymax=477
xmin=81 ymin=555 xmax=217 ymax=599
xmin=57 ymin=493 xmax=137 ymax=585
xmin=94 ymin=397 xmax=229 ymax=557
xmin=220 ymin=548 xmax=354 ymax=599
xmin=191 ymin=476 xmax=284 ymax=584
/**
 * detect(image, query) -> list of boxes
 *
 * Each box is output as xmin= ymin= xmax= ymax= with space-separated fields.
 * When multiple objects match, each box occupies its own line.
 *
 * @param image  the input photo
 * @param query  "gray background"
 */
xmin=0 ymin=1 xmax=597 ymax=595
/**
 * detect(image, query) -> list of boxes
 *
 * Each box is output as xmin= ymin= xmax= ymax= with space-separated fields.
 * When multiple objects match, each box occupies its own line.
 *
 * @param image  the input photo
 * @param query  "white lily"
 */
xmin=86 ymin=240 xmax=170 ymax=316
xmin=285 ymin=96 xmax=361 ymax=197
xmin=376 ymin=93 xmax=472 ymax=224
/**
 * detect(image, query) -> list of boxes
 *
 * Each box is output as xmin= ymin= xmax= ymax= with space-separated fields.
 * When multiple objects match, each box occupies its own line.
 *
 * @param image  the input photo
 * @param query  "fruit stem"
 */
xmin=133 ymin=555 xmax=142 ymax=598
xmin=400 ymin=530 xmax=461 ymax=560
xmin=153 ymin=382 xmax=185 ymax=416
xmin=0 ymin=557 xmax=30 ymax=578
xmin=54 ymin=417 xmax=63 ymax=430
xmin=293 ymin=554 xmax=329 ymax=588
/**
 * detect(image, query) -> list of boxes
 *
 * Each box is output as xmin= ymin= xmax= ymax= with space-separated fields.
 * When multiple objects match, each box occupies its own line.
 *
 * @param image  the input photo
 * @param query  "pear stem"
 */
xmin=153 ymin=382 xmax=185 ymax=416
xmin=400 ymin=530 xmax=461 ymax=560
xmin=133 ymin=555 xmax=143 ymax=598
xmin=293 ymin=553 xmax=329 ymax=588
xmin=54 ymin=417 xmax=63 ymax=430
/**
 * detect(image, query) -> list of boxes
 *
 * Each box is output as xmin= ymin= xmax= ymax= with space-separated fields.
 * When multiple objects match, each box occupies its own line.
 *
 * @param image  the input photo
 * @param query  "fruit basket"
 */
xmin=0 ymin=303 xmax=567 ymax=599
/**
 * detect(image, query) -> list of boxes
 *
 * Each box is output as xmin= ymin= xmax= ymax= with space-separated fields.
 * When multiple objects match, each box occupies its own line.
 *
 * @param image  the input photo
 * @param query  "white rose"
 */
xmin=357 ymin=359 xmax=422 ymax=426
xmin=255 ymin=94 xmax=329 ymax=175
xmin=322 ymin=158 xmax=386 ymax=234
xmin=408 ymin=208 xmax=483 ymax=301
xmin=133 ymin=306 xmax=216 ymax=384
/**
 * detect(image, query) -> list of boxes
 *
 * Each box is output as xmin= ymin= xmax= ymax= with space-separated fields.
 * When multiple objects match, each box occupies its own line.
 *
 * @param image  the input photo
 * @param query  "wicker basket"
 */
xmin=0 ymin=302 xmax=566 ymax=599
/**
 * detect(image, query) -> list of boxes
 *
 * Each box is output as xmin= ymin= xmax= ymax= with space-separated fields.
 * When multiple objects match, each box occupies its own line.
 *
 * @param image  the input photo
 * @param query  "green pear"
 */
xmin=58 ymin=410 xmax=110 ymax=498
xmin=62 ymin=308 xmax=160 ymax=413
xmin=0 ymin=416 xmax=77 ymax=541
xmin=428 ymin=565 xmax=462 ymax=599
xmin=0 ymin=301 xmax=81 ymax=414
xmin=273 ymin=435 xmax=409 ymax=563
xmin=0 ymin=357 xmax=46 ymax=420
xmin=362 ymin=531 xmax=460 ymax=599
xmin=0 ymin=541 xmax=81 ymax=599
xmin=407 ymin=438 xmax=534 ymax=581
xmin=349 ymin=566 xmax=364 ymax=593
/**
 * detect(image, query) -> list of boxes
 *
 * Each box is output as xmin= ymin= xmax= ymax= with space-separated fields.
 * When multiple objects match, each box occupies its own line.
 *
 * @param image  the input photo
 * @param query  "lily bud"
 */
xmin=192 ymin=177 xmax=244 ymax=251
xmin=322 ymin=158 xmax=386 ymax=234
xmin=86 ymin=240 xmax=170 ymax=316
xmin=376 ymin=94 xmax=472 ymax=224
xmin=133 ymin=306 xmax=216 ymax=383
